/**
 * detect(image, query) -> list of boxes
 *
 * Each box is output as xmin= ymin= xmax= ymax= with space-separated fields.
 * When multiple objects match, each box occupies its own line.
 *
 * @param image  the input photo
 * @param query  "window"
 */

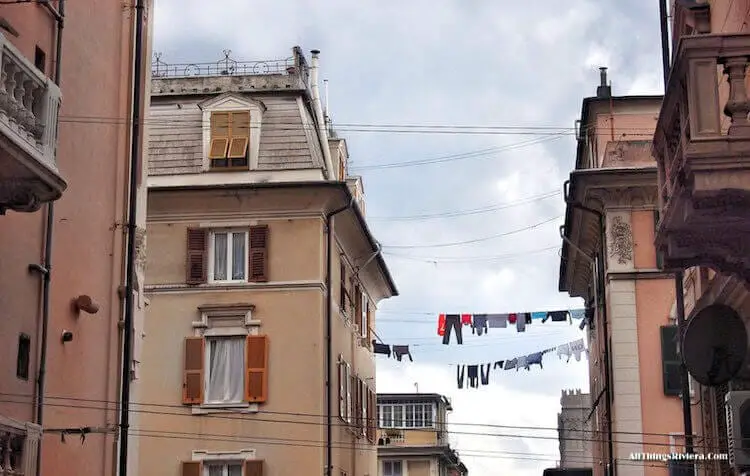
xmin=378 ymin=403 xmax=435 ymax=429
xmin=186 ymin=226 xmax=269 ymax=285
xmin=182 ymin=334 xmax=269 ymax=406
xmin=338 ymin=359 xmax=352 ymax=424
xmin=339 ymin=260 xmax=348 ymax=314
xmin=383 ymin=461 xmax=403 ymax=476
xmin=17 ymin=333 xmax=30 ymax=380
xmin=360 ymin=295 xmax=369 ymax=338
xmin=205 ymin=463 xmax=242 ymax=476
xmin=34 ymin=46 xmax=45 ymax=74
xmin=208 ymin=111 xmax=250 ymax=169
xmin=210 ymin=231 xmax=247 ymax=282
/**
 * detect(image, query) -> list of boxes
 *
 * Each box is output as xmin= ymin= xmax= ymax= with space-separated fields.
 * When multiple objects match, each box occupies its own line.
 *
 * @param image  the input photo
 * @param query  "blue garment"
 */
xmin=526 ymin=352 xmax=544 ymax=370
xmin=531 ymin=311 xmax=547 ymax=320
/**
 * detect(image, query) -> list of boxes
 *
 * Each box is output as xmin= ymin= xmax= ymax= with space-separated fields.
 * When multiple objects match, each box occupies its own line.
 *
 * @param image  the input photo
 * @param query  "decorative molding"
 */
xmin=587 ymin=185 xmax=658 ymax=209
xmin=145 ymin=280 xmax=325 ymax=294
xmin=608 ymin=216 xmax=633 ymax=265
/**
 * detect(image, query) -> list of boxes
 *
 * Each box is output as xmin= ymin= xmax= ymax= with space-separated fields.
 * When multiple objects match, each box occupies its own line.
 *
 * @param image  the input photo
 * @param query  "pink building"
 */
xmin=0 ymin=1 xmax=153 ymax=475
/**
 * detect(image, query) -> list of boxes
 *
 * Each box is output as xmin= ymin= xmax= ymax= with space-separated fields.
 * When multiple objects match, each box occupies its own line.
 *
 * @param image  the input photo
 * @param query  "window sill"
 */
xmin=191 ymin=403 xmax=259 ymax=415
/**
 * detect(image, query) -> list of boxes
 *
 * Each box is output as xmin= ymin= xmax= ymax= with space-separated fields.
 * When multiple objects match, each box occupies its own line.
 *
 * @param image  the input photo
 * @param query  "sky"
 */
xmin=152 ymin=1 xmax=664 ymax=474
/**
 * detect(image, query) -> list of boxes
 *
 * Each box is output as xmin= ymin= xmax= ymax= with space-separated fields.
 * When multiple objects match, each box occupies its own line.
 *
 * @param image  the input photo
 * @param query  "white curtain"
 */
xmin=206 ymin=338 xmax=244 ymax=403
xmin=207 ymin=465 xmax=223 ymax=476
xmin=214 ymin=233 xmax=228 ymax=280
xmin=231 ymin=232 xmax=245 ymax=280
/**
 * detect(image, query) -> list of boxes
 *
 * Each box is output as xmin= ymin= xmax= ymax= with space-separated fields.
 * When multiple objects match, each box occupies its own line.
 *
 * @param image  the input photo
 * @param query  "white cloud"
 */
xmin=153 ymin=1 xmax=662 ymax=473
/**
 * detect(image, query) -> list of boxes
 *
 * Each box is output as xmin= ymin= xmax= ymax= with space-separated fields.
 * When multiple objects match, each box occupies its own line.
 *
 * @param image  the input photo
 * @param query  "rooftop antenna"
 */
xmin=323 ymin=79 xmax=330 ymax=124
xmin=414 ymin=382 xmax=419 ymax=393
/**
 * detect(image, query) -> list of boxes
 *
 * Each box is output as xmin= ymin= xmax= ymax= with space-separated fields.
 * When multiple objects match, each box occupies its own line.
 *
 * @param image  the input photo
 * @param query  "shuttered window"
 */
xmin=345 ymin=363 xmax=352 ymax=424
xmin=354 ymin=286 xmax=362 ymax=331
xmin=181 ymin=461 xmax=201 ymax=476
xmin=186 ymin=228 xmax=208 ymax=285
xmin=338 ymin=358 xmax=351 ymax=422
xmin=365 ymin=303 xmax=372 ymax=348
xmin=209 ymin=111 xmax=250 ymax=169
xmin=339 ymin=261 xmax=348 ymax=313
xmin=661 ymin=325 xmax=682 ymax=396
xmin=349 ymin=372 xmax=357 ymax=429
xmin=367 ymin=388 xmax=377 ymax=442
xmin=249 ymin=225 xmax=269 ymax=282
xmin=361 ymin=297 xmax=369 ymax=338
xmin=654 ymin=210 xmax=664 ymax=269
xmin=244 ymin=460 xmax=263 ymax=476
xmin=182 ymin=335 xmax=269 ymax=406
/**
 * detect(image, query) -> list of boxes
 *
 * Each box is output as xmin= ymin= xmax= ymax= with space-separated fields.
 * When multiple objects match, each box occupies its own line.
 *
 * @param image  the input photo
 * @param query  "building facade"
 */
xmin=0 ymin=1 xmax=153 ymax=476
xmin=558 ymin=73 xmax=684 ymax=476
xmin=558 ymin=389 xmax=593 ymax=469
xmin=376 ymin=393 xmax=468 ymax=476
xmin=138 ymin=47 xmax=397 ymax=475
xmin=653 ymin=1 xmax=750 ymax=475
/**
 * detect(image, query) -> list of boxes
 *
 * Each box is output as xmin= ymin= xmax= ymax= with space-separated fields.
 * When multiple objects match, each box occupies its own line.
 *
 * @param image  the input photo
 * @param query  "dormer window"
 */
xmin=209 ymin=111 xmax=250 ymax=169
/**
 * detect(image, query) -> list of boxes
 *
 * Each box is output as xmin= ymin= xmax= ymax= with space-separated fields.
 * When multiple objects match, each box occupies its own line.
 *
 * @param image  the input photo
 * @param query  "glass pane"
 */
xmin=228 ymin=464 xmax=242 ymax=476
xmin=424 ymin=404 xmax=433 ymax=427
xmin=213 ymin=233 xmax=227 ymax=280
xmin=414 ymin=403 xmax=423 ymax=427
xmin=393 ymin=405 xmax=403 ymax=428
xmin=405 ymin=404 xmax=414 ymax=427
xmin=207 ymin=464 xmax=223 ymax=476
xmin=394 ymin=461 xmax=403 ymax=475
xmin=383 ymin=405 xmax=392 ymax=427
xmin=231 ymin=232 xmax=245 ymax=280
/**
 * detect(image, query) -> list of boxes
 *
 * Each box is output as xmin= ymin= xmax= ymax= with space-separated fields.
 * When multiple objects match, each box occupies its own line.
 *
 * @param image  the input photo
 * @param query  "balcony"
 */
xmin=0 ymin=416 xmax=41 ymax=476
xmin=653 ymin=32 xmax=750 ymax=280
xmin=0 ymin=32 xmax=64 ymax=214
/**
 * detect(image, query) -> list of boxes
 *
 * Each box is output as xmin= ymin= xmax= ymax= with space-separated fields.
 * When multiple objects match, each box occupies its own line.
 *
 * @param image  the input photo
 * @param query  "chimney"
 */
xmin=596 ymin=67 xmax=612 ymax=98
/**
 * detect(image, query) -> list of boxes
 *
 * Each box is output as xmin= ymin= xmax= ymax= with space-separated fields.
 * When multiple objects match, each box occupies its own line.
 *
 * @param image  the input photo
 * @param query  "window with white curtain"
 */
xmin=210 ymin=231 xmax=248 ymax=282
xmin=378 ymin=403 xmax=435 ymax=429
xmin=205 ymin=462 xmax=242 ymax=476
xmin=382 ymin=460 xmax=403 ymax=476
xmin=205 ymin=336 xmax=245 ymax=404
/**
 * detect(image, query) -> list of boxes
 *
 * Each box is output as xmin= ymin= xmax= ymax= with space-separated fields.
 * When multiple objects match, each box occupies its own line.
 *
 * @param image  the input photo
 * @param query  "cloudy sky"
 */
xmin=153 ymin=1 xmax=664 ymax=474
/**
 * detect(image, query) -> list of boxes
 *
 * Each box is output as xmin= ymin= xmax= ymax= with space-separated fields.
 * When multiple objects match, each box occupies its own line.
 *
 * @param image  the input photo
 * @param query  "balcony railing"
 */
xmin=0 ymin=416 xmax=41 ymax=476
xmin=0 ymin=32 xmax=62 ymax=173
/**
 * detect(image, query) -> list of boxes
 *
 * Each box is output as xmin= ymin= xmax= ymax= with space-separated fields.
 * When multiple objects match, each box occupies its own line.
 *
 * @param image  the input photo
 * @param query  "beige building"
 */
xmin=558 ymin=72 xmax=684 ymax=476
xmin=558 ymin=389 xmax=593 ymax=469
xmin=138 ymin=47 xmax=397 ymax=475
xmin=376 ymin=393 xmax=468 ymax=476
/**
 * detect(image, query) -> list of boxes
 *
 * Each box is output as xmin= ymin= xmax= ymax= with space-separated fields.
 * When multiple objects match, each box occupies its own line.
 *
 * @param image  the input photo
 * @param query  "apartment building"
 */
xmin=139 ymin=47 xmax=397 ymax=475
xmin=652 ymin=1 xmax=750 ymax=475
xmin=0 ymin=1 xmax=153 ymax=476
xmin=558 ymin=72 xmax=684 ymax=476
xmin=558 ymin=389 xmax=593 ymax=469
xmin=376 ymin=393 xmax=468 ymax=476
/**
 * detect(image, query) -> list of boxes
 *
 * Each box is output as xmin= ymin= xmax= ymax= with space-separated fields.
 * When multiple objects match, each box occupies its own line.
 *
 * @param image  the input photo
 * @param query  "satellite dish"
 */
xmin=682 ymin=304 xmax=748 ymax=387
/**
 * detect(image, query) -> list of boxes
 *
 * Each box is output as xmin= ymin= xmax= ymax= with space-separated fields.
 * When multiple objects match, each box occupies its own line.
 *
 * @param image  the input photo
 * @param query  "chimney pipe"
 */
xmin=596 ymin=67 xmax=612 ymax=98
xmin=309 ymin=50 xmax=335 ymax=180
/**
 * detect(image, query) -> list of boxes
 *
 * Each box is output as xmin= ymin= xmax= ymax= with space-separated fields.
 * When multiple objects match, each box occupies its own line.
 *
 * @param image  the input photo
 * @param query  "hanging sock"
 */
xmin=472 ymin=314 xmax=488 ymax=335
xmin=467 ymin=365 xmax=479 ymax=388
xmin=556 ymin=343 xmax=572 ymax=361
xmin=392 ymin=345 xmax=413 ymax=362
xmin=508 ymin=313 xmax=518 ymax=324
xmin=442 ymin=314 xmax=463 ymax=345
xmin=531 ymin=311 xmax=546 ymax=320
xmin=372 ymin=341 xmax=391 ymax=357
xmin=457 ymin=365 xmax=465 ymax=389
xmin=461 ymin=313 xmax=473 ymax=326
xmin=570 ymin=338 xmax=586 ymax=361
xmin=493 ymin=360 xmax=504 ymax=369
xmin=438 ymin=313 xmax=446 ymax=336
xmin=487 ymin=314 xmax=508 ymax=328
xmin=504 ymin=358 xmax=517 ymax=370
xmin=526 ymin=352 xmax=544 ymax=370
xmin=480 ymin=363 xmax=491 ymax=385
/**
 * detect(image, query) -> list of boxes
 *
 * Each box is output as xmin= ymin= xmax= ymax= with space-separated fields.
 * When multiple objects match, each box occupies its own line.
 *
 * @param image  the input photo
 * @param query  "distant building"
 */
xmin=558 ymin=389 xmax=592 ymax=469
xmin=377 ymin=393 xmax=468 ymax=475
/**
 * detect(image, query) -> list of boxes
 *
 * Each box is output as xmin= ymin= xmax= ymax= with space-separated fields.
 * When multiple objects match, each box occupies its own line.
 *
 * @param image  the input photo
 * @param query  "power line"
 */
xmin=368 ymin=191 xmax=559 ymax=221
xmin=381 ymin=215 xmax=562 ymax=249
xmin=383 ymin=244 xmax=559 ymax=264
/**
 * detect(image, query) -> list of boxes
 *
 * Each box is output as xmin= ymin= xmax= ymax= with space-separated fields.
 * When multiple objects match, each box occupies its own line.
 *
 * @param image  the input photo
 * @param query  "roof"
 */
xmin=377 ymin=393 xmax=451 ymax=408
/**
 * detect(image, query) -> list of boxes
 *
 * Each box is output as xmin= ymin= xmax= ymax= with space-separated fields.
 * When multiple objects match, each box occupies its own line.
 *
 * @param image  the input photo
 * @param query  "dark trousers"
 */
xmin=467 ymin=365 xmax=479 ymax=388
xmin=442 ymin=314 xmax=463 ymax=345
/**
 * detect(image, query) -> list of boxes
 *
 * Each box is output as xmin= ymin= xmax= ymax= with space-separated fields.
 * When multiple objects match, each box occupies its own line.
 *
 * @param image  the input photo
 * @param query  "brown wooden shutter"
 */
xmin=182 ymin=337 xmax=204 ymax=404
xmin=244 ymin=460 xmax=263 ymax=476
xmin=369 ymin=389 xmax=377 ymax=442
xmin=366 ymin=303 xmax=372 ymax=346
xmin=228 ymin=111 xmax=250 ymax=158
xmin=208 ymin=112 xmax=230 ymax=159
xmin=338 ymin=360 xmax=345 ymax=420
xmin=181 ymin=461 xmax=201 ymax=476
xmin=354 ymin=286 xmax=362 ymax=329
xmin=249 ymin=225 xmax=269 ymax=282
xmin=185 ymin=228 xmax=207 ymax=285
xmin=246 ymin=335 xmax=269 ymax=403
xmin=339 ymin=261 xmax=347 ymax=310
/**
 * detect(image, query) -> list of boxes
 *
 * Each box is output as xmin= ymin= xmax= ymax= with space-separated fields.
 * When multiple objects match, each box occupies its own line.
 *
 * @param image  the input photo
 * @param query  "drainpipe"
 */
xmin=117 ymin=0 xmax=145 ymax=474
xmin=658 ymin=0 xmax=671 ymax=88
xmin=324 ymin=198 xmax=354 ymax=476
xmin=32 ymin=2 xmax=64 ymax=475
xmin=564 ymin=188 xmax=614 ymax=475
xmin=309 ymin=50 xmax=336 ymax=181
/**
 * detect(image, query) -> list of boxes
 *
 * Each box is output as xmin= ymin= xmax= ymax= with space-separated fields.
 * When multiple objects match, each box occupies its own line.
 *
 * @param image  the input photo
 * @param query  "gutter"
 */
xmin=118 ymin=0 xmax=146 ymax=474
xmin=324 ymin=199 xmax=354 ymax=476
xmin=309 ymin=50 xmax=336 ymax=180
xmin=32 ymin=2 xmax=64 ymax=475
